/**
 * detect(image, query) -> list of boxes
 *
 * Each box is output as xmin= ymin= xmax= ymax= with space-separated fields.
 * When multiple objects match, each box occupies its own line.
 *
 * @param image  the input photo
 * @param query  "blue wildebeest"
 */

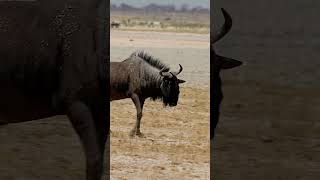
xmin=0 ymin=1 xmax=109 ymax=180
xmin=212 ymin=8 xmax=242 ymax=140
xmin=110 ymin=51 xmax=186 ymax=137
xmin=111 ymin=21 xmax=120 ymax=28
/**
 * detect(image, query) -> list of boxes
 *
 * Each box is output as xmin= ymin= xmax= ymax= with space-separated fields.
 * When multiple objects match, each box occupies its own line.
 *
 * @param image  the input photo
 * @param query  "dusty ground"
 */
xmin=111 ymin=87 xmax=209 ymax=179
xmin=110 ymin=30 xmax=210 ymax=179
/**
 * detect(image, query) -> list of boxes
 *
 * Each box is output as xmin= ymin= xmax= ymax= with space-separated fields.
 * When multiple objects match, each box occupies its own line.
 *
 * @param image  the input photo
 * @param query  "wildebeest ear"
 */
xmin=178 ymin=79 xmax=186 ymax=84
xmin=217 ymin=55 xmax=242 ymax=69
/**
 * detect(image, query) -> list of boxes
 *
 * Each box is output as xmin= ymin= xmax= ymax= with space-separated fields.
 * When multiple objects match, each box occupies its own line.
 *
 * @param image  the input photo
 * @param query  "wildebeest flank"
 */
xmin=0 ymin=1 xmax=109 ymax=180
xmin=110 ymin=51 xmax=185 ymax=137
xmin=211 ymin=8 xmax=242 ymax=140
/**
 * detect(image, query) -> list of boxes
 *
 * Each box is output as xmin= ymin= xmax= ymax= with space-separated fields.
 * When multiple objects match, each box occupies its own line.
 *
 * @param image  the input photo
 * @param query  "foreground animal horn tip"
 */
xmin=212 ymin=8 xmax=232 ymax=44
xmin=221 ymin=8 xmax=227 ymax=14
xmin=221 ymin=8 xmax=230 ymax=20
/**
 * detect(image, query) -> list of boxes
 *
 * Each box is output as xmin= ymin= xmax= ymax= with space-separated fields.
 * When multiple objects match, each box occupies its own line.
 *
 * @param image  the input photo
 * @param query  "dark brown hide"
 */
xmin=110 ymin=51 xmax=185 ymax=137
xmin=0 ymin=1 xmax=109 ymax=180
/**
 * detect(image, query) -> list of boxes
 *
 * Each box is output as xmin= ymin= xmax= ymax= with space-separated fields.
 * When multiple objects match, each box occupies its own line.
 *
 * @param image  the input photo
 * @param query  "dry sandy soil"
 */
xmin=111 ymin=86 xmax=209 ymax=179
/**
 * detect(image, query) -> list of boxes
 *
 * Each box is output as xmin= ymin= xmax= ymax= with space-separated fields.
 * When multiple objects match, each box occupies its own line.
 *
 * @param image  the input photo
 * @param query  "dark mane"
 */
xmin=130 ymin=51 xmax=170 ymax=71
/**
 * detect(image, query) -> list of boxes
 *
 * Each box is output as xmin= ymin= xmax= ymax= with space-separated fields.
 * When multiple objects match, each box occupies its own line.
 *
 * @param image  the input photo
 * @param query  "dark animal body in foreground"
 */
xmin=212 ymin=9 xmax=242 ymax=140
xmin=0 ymin=1 xmax=109 ymax=180
xmin=110 ymin=51 xmax=185 ymax=137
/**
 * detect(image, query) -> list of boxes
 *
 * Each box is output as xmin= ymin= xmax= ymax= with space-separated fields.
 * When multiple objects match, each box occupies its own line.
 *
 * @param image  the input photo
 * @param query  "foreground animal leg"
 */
xmin=130 ymin=94 xmax=145 ymax=137
xmin=211 ymin=108 xmax=220 ymax=140
xmin=67 ymin=101 xmax=103 ymax=180
xmin=91 ymin=102 xmax=110 ymax=176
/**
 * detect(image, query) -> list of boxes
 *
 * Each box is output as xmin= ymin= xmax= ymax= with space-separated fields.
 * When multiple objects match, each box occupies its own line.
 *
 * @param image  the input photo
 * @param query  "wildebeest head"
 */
xmin=212 ymin=8 xmax=242 ymax=71
xmin=159 ymin=64 xmax=185 ymax=107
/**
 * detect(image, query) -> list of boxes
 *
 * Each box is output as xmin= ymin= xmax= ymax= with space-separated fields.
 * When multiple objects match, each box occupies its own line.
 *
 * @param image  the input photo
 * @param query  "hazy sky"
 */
xmin=111 ymin=0 xmax=210 ymax=8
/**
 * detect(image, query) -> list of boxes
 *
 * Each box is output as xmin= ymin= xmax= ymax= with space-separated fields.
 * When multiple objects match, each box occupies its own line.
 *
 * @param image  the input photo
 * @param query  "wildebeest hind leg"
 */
xmin=67 ymin=101 xmax=103 ymax=180
xmin=130 ymin=94 xmax=145 ymax=137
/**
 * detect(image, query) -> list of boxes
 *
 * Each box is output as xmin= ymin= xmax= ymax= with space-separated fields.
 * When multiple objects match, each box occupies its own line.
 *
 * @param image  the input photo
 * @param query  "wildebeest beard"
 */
xmin=142 ymin=75 xmax=181 ymax=107
xmin=160 ymin=81 xmax=179 ymax=107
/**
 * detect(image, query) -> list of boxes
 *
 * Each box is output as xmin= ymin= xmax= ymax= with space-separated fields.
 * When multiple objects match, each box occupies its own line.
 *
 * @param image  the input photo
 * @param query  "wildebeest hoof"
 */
xmin=130 ymin=129 xmax=145 ymax=138
xmin=136 ymin=131 xmax=145 ymax=138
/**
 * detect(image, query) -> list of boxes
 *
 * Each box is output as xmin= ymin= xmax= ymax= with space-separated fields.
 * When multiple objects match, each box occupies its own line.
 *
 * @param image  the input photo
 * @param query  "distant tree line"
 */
xmin=111 ymin=3 xmax=209 ymax=13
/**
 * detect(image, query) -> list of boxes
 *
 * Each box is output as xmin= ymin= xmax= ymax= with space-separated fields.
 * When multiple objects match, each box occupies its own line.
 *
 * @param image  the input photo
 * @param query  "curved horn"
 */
xmin=212 ymin=8 xmax=232 ymax=44
xmin=159 ymin=67 xmax=173 ymax=78
xmin=171 ymin=64 xmax=183 ymax=75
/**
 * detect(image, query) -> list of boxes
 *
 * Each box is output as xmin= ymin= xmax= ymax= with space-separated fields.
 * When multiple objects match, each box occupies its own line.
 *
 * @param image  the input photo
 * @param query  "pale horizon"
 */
xmin=110 ymin=0 xmax=210 ymax=9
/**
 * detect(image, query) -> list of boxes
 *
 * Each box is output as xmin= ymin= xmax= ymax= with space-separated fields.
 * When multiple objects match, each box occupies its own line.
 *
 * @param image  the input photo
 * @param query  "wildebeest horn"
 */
xmin=171 ymin=64 xmax=183 ymax=75
xmin=212 ymin=8 xmax=232 ymax=44
xmin=159 ymin=67 xmax=173 ymax=78
xmin=217 ymin=54 xmax=242 ymax=69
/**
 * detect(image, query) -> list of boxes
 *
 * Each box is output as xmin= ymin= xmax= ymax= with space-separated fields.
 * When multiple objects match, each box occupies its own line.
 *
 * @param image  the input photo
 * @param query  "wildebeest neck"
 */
xmin=139 ymin=62 xmax=163 ymax=99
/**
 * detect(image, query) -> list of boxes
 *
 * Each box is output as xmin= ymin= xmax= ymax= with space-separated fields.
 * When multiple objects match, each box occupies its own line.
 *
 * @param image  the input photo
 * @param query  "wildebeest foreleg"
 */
xmin=137 ymin=98 xmax=145 ymax=135
xmin=130 ymin=94 xmax=145 ymax=137
xmin=67 ymin=101 xmax=103 ymax=180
